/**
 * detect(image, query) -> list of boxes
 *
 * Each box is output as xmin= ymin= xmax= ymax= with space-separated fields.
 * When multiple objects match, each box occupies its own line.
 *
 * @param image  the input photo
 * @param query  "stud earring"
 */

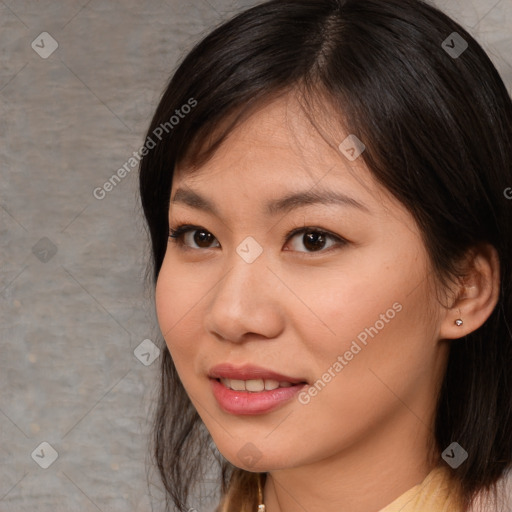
xmin=455 ymin=319 xmax=463 ymax=326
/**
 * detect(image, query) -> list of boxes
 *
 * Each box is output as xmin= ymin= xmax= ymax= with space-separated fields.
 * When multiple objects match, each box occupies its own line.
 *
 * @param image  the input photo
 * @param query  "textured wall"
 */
xmin=1 ymin=0 xmax=511 ymax=511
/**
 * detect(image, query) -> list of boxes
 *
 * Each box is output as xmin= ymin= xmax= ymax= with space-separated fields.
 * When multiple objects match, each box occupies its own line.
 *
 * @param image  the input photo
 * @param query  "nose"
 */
xmin=203 ymin=250 xmax=285 ymax=343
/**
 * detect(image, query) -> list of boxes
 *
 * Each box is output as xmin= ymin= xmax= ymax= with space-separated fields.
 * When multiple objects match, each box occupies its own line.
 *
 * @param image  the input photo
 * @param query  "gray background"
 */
xmin=1 ymin=0 xmax=511 ymax=511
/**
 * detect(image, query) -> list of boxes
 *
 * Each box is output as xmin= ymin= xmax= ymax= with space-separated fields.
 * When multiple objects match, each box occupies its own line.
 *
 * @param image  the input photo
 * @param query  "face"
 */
xmin=155 ymin=93 xmax=449 ymax=474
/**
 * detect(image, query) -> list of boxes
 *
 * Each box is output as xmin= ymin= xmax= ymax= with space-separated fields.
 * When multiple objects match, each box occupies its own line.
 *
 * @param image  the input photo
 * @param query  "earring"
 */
xmin=455 ymin=319 xmax=463 ymax=326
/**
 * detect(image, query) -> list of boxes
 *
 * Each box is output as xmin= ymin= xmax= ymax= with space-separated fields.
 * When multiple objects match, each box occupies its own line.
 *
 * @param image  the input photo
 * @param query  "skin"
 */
xmin=154 ymin=92 xmax=500 ymax=512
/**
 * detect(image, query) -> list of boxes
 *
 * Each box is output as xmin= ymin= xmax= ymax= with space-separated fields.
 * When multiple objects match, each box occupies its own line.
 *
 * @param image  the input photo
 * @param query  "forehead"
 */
xmin=172 ymin=93 xmax=394 ymax=212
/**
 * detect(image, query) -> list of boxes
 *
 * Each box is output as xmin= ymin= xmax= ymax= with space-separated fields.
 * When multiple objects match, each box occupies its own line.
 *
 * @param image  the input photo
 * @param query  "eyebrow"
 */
xmin=170 ymin=187 xmax=370 ymax=216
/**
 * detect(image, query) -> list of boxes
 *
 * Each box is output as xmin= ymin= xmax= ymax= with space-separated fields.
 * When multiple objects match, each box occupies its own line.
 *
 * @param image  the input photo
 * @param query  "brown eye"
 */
xmin=169 ymin=225 xmax=220 ymax=249
xmin=189 ymin=229 xmax=216 ymax=248
xmin=302 ymin=231 xmax=327 ymax=252
xmin=285 ymin=228 xmax=346 ymax=254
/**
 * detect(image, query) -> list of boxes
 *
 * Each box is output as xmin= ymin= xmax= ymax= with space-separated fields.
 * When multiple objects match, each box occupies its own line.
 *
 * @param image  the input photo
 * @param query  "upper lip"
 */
xmin=208 ymin=364 xmax=307 ymax=384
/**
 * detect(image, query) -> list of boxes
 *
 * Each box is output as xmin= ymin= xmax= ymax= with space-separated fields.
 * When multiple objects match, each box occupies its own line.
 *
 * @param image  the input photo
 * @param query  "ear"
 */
xmin=439 ymin=243 xmax=500 ymax=340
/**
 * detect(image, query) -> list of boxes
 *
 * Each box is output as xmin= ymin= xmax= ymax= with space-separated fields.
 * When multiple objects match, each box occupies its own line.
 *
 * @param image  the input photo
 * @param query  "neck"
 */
xmin=262 ymin=411 xmax=437 ymax=512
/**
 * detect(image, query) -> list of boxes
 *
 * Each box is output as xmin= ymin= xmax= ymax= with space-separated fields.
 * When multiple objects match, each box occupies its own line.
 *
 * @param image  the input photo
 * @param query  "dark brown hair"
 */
xmin=138 ymin=0 xmax=512 ymax=510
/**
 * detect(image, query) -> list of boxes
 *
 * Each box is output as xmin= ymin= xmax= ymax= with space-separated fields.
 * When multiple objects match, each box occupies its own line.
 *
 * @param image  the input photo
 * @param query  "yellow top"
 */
xmin=378 ymin=466 xmax=464 ymax=512
xmin=218 ymin=465 xmax=469 ymax=512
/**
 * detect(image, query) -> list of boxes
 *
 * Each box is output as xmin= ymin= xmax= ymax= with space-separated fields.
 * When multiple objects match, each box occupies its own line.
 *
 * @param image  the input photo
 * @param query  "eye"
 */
xmin=169 ymin=225 xmax=220 ymax=250
xmin=284 ymin=226 xmax=346 ymax=253
xmin=168 ymin=224 xmax=347 ymax=254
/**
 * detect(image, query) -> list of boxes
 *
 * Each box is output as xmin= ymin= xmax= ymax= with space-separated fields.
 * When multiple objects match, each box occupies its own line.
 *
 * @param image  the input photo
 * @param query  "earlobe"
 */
xmin=439 ymin=244 xmax=500 ymax=340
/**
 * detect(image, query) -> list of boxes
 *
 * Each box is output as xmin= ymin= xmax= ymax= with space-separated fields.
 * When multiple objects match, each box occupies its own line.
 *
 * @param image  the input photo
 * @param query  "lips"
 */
xmin=207 ymin=364 xmax=309 ymax=414
xmin=208 ymin=363 xmax=308 ymax=385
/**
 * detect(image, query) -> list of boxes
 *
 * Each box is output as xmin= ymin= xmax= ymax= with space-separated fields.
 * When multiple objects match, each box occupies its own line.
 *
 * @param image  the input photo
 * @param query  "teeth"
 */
xmin=230 ymin=379 xmax=246 ymax=391
xmin=219 ymin=378 xmax=298 ymax=392
xmin=264 ymin=379 xmax=280 ymax=391
xmin=246 ymin=379 xmax=265 ymax=392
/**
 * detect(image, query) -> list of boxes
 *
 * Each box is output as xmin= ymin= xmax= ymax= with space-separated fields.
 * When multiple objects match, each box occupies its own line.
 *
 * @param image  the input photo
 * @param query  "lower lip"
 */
xmin=210 ymin=378 xmax=307 ymax=415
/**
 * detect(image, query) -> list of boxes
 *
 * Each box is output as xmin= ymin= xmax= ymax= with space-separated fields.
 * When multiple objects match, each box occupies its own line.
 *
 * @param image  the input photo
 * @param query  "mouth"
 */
xmin=207 ymin=364 xmax=309 ymax=415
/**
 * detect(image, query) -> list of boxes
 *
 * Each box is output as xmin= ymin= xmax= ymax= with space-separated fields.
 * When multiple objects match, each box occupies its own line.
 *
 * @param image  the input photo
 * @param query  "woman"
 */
xmin=138 ymin=0 xmax=512 ymax=510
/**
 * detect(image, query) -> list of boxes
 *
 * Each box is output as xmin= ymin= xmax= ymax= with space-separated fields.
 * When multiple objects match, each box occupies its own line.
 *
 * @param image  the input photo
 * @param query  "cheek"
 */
xmin=155 ymin=258 xmax=197 ymax=361
xmin=155 ymin=261 xmax=210 ymax=405
xmin=287 ymin=292 xmax=434 ymax=454
xmin=294 ymin=253 xmax=435 ymax=390
xmin=304 ymin=280 xmax=435 ymax=410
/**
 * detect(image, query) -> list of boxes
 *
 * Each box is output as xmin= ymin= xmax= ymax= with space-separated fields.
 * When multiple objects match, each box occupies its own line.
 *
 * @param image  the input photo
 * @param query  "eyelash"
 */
xmin=168 ymin=223 xmax=348 ymax=255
